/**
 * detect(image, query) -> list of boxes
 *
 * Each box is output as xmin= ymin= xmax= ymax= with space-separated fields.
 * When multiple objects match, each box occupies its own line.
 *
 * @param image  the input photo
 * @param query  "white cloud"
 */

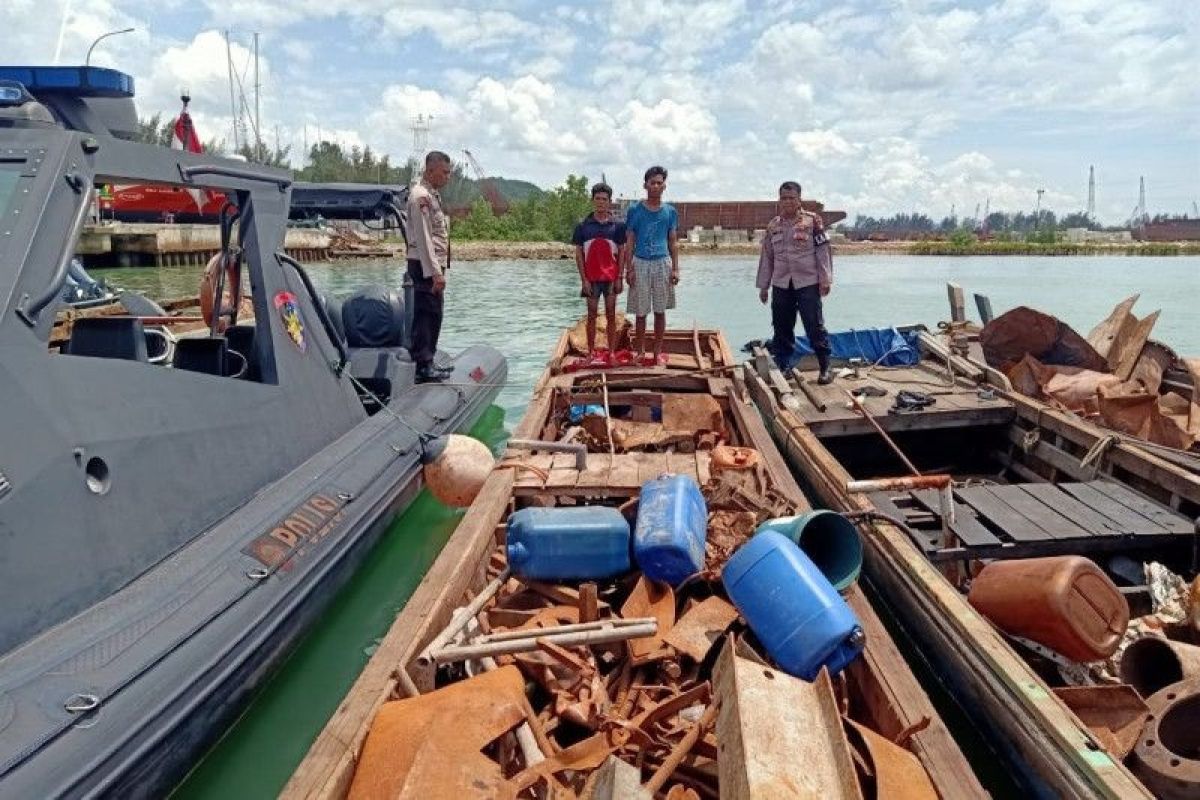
xmin=788 ymin=130 xmax=860 ymax=161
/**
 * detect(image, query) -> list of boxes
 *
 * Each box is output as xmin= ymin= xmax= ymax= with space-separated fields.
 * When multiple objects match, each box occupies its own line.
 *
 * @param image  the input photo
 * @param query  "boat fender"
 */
xmin=421 ymin=434 xmax=494 ymax=508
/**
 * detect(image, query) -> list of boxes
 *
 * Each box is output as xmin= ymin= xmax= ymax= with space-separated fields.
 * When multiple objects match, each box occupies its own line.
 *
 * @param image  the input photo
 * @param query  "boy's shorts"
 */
xmin=626 ymin=257 xmax=675 ymax=316
xmin=581 ymin=280 xmax=615 ymax=299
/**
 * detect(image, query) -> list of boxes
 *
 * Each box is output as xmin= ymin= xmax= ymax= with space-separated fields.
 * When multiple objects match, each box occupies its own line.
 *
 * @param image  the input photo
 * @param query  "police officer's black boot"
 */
xmin=816 ymin=356 xmax=834 ymax=385
xmin=416 ymin=363 xmax=450 ymax=384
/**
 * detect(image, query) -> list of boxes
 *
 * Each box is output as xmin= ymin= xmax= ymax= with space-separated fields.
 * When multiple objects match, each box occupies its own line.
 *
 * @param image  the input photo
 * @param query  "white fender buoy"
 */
xmin=421 ymin=434 xmax=495 ymax=508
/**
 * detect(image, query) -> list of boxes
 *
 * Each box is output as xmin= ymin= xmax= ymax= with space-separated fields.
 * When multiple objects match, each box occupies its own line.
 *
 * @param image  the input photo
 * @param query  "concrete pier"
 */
xmin=78 ymin=224 xmax=333 ymax=267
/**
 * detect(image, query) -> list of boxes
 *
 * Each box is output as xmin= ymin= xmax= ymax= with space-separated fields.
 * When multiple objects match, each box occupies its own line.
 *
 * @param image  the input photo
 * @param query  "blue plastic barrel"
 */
xmin=506 ymin=506 xmax=631 ymax=580
xmin=755 ymin=510 xmax=863 ymax=591
xmin=633 ymin=474 xmax=707 ymax=586
xmin=722 ymin=531 xmax=865 ymax=680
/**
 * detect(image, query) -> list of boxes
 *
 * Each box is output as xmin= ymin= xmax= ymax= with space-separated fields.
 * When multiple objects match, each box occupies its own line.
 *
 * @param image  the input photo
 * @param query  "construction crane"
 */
xmin=462 ymin=149 xmax=508 ymax=216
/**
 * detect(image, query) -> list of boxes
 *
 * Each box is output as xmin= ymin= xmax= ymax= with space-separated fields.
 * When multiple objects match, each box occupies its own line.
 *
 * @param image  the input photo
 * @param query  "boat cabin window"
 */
xmin=53 ymin=180 xmax=271 ymax=383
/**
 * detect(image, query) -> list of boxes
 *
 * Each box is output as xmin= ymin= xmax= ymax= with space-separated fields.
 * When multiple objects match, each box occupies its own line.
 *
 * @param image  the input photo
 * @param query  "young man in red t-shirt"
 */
xmin=572 ymin=182 xmax=627 ymax=360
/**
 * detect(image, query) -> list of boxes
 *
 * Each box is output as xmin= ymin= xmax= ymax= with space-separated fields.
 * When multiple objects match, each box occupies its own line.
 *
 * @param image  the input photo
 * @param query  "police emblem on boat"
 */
xmin=274 ymin=291 xmax=306 ymax=352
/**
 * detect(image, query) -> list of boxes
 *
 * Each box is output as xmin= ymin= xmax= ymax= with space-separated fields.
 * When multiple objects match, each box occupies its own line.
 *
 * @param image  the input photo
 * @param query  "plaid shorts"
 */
xmin=626 ymin=256 xmax=676 ymax=316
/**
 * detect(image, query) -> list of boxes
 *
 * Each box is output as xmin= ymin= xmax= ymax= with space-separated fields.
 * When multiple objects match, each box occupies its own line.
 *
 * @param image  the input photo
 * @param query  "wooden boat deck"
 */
xmin=787 ymin=362 xmax=1016 ymax=437
xmin=512 ymin=451 xmax=713 ymax=496
xmin=871 ymin=478 xmax=1196 ymax=563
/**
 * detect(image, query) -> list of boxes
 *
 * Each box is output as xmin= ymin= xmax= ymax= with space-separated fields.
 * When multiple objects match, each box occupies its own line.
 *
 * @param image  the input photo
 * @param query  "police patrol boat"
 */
xmin=0 ymin=65 xmax=505 ymax=797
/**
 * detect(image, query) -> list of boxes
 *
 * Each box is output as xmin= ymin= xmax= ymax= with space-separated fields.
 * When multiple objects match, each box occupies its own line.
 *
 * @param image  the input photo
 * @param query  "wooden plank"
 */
xmin=575 ymin=453 xmax=613 ymax=490
xmin=974 ymin=293 xmax=994 ymax=324
xmin=695 ymin=451 xmax=712 ymax=486
xmin=713 ymin=641 xmax=863 ymax=800
xmin=808 ymin=403 xmax=1014 ymax=438
xmin=637 ymin=452 xmax=669 ymax=484
xmin=1086 ymin=480 xmax=1193 ymax=534
xmin=955 ymin=486 xmax=1055 ymax=541
xmin=1005 ymin=390 xmax=1200 ymax=508
xmin=867 ymin=492 xmax=937 ymax=554
xmin=545 ymin=452 xmax=580 ymax=489
xmin=985 ymin=485 xmax=1092 ymax=539
xmin=607 ymin=454 xmax=641 ymax=492
xmin=1017 ymin=483 xmax=1127 ymax=536
xmin=1059 ymin=482 xmax=1172 ymax=534
xmin=947 ymin=283 xmax=966 ymax=323
xmin=909 ymin=489 xmax=1002 ymax=547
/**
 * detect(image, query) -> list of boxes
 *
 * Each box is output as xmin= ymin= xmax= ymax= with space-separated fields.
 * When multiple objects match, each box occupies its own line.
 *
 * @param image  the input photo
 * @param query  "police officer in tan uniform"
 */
xmin=755 ymin=181 xmax=835 ymax=383
xmin=406 ymin=151 xmax=452 ymax=383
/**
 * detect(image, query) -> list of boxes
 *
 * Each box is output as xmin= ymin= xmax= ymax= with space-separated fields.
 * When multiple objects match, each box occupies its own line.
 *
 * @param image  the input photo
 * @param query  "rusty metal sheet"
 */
xmin=844 ymin=718 xmax=938 ymax=799
xmin=662 ymin=596 xmax=740 ymax=662
xmin=662 ymin=393 xmax=726 ymax=437
xmin=621 ymin=576 xmax=676 ymax=665
xmin=346 ymin=666 xmax=532 ymax=800
xmin=1052 ymin=685 xmax=1149 ymax=759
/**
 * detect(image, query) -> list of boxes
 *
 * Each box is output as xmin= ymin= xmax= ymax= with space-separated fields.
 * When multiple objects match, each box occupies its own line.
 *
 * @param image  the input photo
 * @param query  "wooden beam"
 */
xmin=974 ymin=293 xmax=995 ymax=325
xmin=946 ymin=283 xmax=966 ymax=323
xmin=713 ymin=641 xmax=863 ymax=799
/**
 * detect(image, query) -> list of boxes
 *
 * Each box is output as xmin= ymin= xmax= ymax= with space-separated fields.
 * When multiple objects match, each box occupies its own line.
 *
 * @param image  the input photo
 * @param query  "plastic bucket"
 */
xmin=756 ymin=510 xmax=863 ymax=591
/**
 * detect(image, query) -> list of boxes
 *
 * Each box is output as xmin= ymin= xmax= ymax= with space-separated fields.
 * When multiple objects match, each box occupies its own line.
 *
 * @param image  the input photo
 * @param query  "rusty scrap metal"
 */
xmin=663 ymin=597 xmax=740 ymax=663
xmin=416 ymin=568 xmax=512 ymax=669
xmin=1119 ymin=635 xmax=1200 ymax=698
xmin=1132 ymin=677 xmax=1200 ymax=799
xmin=621 ymin=576 xmax=677 ymax=666
xmin=843 ymin=718 xmax=938 ymax=799
xmin=432 ymin=618 xmax=658 ymax=664
xmin=1052 ymin=685 xmax=1149 ymax=759
xmin=645 ymin=702 xmax=719 ymax=794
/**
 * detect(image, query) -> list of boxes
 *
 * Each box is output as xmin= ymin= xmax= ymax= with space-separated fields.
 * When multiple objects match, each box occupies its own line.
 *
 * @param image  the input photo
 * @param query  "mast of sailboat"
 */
xmin=253 ymin=32 xmax=261 ymax=159
xmin=225 ymin=30 xmax=239 ymax=152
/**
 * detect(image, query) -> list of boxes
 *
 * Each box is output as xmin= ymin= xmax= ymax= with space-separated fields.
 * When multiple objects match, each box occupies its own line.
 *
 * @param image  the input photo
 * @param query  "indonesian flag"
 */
xmin=171 ymin=104 xmax=203 ymax=153
xmin=172 ymin=102 xmax=207 ymax=211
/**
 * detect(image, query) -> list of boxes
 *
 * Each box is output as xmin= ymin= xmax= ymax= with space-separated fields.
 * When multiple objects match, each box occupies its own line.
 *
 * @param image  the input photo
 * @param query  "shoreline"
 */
xmin=329 ymin=239 xmax=1200 ymax=262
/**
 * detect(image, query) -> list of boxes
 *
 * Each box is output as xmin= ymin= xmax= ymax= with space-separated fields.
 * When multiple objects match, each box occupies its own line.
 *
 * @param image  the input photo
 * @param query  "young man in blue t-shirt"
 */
xmin=571 ymin=182 xmax=627 ymax=360
xmin=623 ymin=165 xmax=679 ymax=366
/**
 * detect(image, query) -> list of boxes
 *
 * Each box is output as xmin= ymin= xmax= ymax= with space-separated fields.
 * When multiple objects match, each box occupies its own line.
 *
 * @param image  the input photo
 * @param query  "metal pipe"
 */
xmin=846 ymin=475 xmax=951 ymax=492
xmin=432 ymin=619 xmax=657 ymax=664
xmin=506 ymin=438 xmax=587 ymax=471
xmin=845 ymin=390 xmax=922 ymax=476
xmin=415 ymin=568 xmax=510 ymax=668
xmin=464 ymin=617 xmax=651 ymax=644
xmin=790 ymin=368 xmax=827 ymax=412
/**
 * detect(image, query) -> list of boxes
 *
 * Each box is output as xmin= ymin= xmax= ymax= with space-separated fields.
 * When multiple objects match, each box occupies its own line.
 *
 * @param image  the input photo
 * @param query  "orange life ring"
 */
xmin=199 ymin=251 xmax=243 ymax=331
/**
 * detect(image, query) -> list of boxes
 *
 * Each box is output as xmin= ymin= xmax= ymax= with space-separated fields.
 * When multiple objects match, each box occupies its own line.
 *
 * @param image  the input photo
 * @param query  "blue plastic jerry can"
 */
xmin=506 ymin=506 xmax=631 ymax=580
xmin=633 ymin=474 xmax=707 ymax=586
xmin=722 ymin=531 xmax=864 ymax=680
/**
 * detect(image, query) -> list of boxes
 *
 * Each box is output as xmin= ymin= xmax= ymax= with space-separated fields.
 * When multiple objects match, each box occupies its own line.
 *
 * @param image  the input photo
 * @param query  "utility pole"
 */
xmin=1138 ymin=177 xmax=1147 ymax=224
xmin=225 ymin=30 xmax=239 ymax=152
xmin=1086 ymin=165 xmax=1096 ymax=223
xmin=253 ymin=32 xmax=262 ymax=160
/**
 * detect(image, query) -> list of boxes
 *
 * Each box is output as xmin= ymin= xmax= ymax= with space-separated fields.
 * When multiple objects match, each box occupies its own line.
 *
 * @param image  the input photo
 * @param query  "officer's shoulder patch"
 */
xmin=767 ymin=215 xmax=782 ymax=232
xmin=813 ymin=229 xmax=829 ymax=246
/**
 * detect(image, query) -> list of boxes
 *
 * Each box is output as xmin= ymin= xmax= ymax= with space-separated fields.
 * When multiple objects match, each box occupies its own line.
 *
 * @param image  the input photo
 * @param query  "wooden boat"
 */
xmin=282 ymin=323 xmax=983 ymax=799
xmin=745 ymin=309 xmax=1200 ymax=799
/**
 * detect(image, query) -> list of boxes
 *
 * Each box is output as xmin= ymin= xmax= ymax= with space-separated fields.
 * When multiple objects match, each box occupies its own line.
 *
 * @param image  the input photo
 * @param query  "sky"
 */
xmin=4 ymin=0 xmax=1198 ymax=224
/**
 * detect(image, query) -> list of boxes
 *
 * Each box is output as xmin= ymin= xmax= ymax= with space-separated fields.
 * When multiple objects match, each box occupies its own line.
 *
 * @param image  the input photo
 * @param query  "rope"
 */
xmin=1080 ymin=433 xmax=1120 ymax=476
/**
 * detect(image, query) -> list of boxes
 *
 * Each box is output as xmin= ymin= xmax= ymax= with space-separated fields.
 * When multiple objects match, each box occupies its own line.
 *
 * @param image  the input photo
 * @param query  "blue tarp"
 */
xmin=773 ymin=327 xmax=921 ymax=370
